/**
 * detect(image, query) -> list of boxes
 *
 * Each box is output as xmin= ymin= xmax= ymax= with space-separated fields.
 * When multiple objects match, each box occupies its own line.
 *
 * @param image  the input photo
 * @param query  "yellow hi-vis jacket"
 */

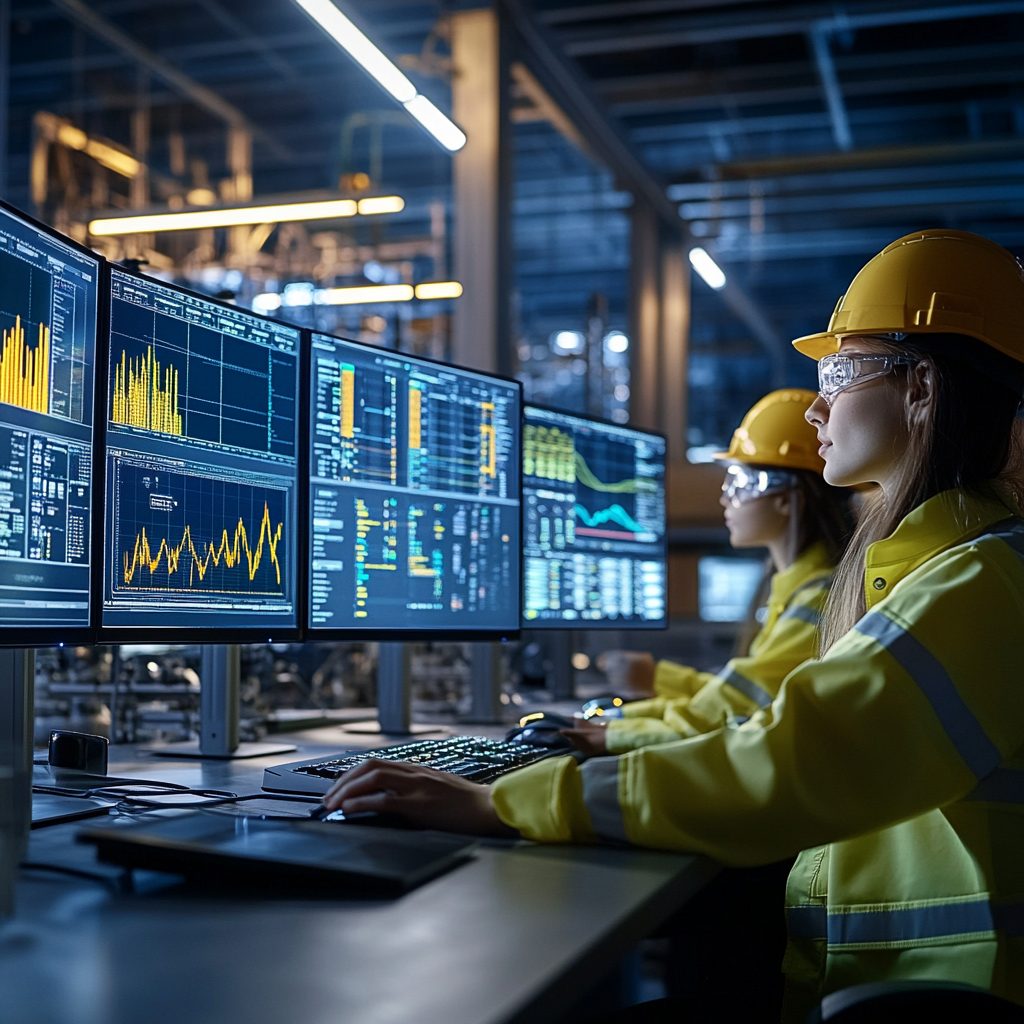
xmin=490 ymin=484 xmax=1024 ymax=1019
xmin=606 ymin=542 xmax=833 ymax=753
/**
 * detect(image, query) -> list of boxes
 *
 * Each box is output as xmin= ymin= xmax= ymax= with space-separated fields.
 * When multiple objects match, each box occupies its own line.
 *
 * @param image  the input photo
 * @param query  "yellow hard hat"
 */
xmin=793 ymin=230 xmax=1024 ymax=363
xmin=714 ymin=388 xmax=823 ymax=474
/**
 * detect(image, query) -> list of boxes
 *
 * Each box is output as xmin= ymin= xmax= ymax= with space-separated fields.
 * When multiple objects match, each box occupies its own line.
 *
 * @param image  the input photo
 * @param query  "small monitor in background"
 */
xmin=698 ymin=557 xmax=765 ymax=623
xmin=522 ymin=405 xmax=667 ymax=629
xmin=101 ymin=270 xmax=301 ymax=638
xmin=0 ymin=202 xmax=100 ymax=641
xmin=306 ymin=333 xmax=521 ymax=637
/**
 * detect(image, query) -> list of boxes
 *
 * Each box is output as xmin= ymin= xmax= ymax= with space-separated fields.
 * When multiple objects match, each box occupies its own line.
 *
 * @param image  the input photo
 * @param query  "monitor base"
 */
xmin=146 ymin=740 xmax=298 ymax=760
xmin=341 ymin=722 xmax=447 ymax=736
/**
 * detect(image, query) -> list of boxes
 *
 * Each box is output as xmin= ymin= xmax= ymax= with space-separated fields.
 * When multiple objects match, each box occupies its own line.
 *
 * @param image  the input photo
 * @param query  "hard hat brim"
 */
xmin=792 ymin=331 xmax=842 ymax=361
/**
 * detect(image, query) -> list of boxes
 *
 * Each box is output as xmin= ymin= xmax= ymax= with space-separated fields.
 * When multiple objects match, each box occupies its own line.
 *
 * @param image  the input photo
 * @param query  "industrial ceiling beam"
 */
xmin=561 ymin=0 xmax=1024 ymax=56
xmin=48 ymin=0 xmax=291 ymax=159
xmin=541 ymin=0 xmax=774 ymax=24
xmin=500 ymin=0 xmax=786 ymax=362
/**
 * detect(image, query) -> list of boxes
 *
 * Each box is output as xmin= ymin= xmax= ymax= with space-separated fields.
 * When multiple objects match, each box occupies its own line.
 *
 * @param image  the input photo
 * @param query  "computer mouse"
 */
xmin=505 ymin=712 xmax=577 ymax=750
xmin=580 ymin=696 xmax=627 ymax=720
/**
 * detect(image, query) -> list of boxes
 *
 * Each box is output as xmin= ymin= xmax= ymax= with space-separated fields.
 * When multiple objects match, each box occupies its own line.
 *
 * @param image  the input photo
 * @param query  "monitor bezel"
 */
xmin=303 ymin=330 xmax=523 ymax=642
xmin=520 ymin=402 xmax=669 ymax=632
xmin=0 ymin=198 xmax=104 ymax=649
xmin=95 ymin=265 xmax=306 ymax=644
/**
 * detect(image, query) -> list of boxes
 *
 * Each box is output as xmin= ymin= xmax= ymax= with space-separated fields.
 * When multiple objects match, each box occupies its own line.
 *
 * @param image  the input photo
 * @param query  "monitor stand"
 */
xmin=346 ymin=643 xmax=444 ymax=737
xmin=150 ymin=646 xmax=297 ymax=759
xmin=0 ymin=648 xmax=33 ymax=916
xmin=461 ymin=643 xmax=504 ymax=724
xmin=547 ymin=631 xmax=576 ymax=701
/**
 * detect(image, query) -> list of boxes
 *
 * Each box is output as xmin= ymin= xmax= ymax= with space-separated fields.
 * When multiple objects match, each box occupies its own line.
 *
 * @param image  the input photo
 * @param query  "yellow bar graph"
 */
xmin=0 ymin=316 xmax=50 ymax=415
xmin=112 ymin=345 xmax=182 ymax=435
xmin=340 ymin=363 xmax=355 ymax=438
xmin=479 ymin=401 xmax=496 ymax=478
xmin=408 ymin=384 xmax=422 ymax=450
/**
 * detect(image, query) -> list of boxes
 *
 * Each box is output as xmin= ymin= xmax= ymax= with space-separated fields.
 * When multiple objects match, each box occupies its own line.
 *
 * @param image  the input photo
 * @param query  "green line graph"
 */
xmin=575 ymin=451 xmax=655 ymax=493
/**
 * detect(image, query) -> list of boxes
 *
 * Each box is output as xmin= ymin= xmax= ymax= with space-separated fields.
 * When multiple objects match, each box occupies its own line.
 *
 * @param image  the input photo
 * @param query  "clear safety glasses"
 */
xmin=817 ymin=353 xmax=919 ymax=407
xmin=722 ymin=464 xmax=796 ymax=508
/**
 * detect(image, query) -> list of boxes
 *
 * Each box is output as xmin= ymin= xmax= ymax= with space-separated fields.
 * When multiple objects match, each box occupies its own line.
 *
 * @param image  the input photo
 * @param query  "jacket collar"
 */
xmin=863 ymin=482 xmax=1019 ymax=610
xmin=769 ymin=540 xmax=833 ymax=611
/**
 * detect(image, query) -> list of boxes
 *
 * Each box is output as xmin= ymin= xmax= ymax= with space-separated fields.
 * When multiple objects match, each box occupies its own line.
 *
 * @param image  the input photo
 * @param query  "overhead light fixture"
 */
xmin=688 ymin=247 xmax=727 ymax=290
xmin=252 ymin=280 xmax=464 ymax=311
xmin=316 ymin=284 xmax=414 ymax=305
xmin=293 ymin=0 xmax=466 ymax=153
xmin=414 ymin=281 xmax=463 ymax=300
xmin=88 ymin=196 xmax=404 ymax=236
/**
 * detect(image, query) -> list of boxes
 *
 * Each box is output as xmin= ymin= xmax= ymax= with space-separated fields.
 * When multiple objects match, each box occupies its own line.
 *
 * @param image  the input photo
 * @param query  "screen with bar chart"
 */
xmin=307 ymin=333 xmax=520 ymax=636
xmin=522 ymin=405 xmax=666 ymax=628
xmin=101 ymin=270 xmax=301 ymax=636
xmin=0 ymin=202 xmax=98 ymax=638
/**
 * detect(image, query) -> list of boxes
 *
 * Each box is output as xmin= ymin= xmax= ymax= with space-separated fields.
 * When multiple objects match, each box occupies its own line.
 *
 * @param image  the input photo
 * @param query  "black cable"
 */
xmin=113 ymin=792 xmax=320 ymax=816
xmin=21 ymin=862 xmax=123 ymax=892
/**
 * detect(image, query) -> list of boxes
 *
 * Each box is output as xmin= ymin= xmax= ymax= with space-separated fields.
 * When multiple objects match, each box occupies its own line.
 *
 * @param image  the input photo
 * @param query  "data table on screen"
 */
xmin=102 ymin=271 xmax=300 ymax=635
xmin=522 ymin=406 xmax=666 ymax=628
xmin=0 ymin=203 xmax=98 ymax=633
xmin=308 ymin=334 xmax=520 ymax=635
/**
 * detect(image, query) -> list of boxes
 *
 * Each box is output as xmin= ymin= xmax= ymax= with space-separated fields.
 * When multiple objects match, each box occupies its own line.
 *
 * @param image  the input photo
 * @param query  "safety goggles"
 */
xmin=817 ymin=353 xmax=919 ymax=407
xmin=722 ymin=463 xmax=796 ymax=508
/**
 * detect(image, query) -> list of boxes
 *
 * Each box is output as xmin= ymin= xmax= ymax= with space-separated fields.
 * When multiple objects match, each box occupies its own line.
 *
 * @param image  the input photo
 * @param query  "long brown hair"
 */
xmin=818 ymin=334 xmax=1024 ymax=654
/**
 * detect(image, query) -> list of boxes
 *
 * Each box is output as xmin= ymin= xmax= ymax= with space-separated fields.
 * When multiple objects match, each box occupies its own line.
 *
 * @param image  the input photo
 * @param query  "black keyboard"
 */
xmin=262 ymin=736 xmax=557 ymax=796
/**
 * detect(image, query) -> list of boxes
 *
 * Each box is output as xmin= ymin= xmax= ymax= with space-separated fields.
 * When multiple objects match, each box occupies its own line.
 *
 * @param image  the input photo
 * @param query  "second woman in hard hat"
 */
xmin=563 ymin=388 xmax=852 ymax=756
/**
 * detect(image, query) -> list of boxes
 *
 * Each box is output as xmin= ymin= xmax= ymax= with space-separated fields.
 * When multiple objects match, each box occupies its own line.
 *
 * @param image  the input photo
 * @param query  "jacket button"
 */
xmin=872 ymin=577 xmax=886 ymax=590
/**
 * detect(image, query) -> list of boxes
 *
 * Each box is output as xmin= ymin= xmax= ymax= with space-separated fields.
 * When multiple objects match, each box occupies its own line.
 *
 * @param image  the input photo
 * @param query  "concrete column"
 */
xmin=629 ymin=201 xmax=661 ymax=433
xmin=450 ymin=6 xmax=511 ymax=375
xmin=659 ymin=241 xmax=690 ymax=466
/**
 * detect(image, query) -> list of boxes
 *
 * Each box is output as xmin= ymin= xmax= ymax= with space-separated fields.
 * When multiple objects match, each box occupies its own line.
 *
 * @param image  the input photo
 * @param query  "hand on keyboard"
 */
xmin=322 ymin=759 xmax=521 ymax=838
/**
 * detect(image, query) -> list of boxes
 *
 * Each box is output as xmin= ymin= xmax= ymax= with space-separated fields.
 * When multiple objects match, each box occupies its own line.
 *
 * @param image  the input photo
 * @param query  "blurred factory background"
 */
xmin=5 ymin=0 xmax=1022 ymax=736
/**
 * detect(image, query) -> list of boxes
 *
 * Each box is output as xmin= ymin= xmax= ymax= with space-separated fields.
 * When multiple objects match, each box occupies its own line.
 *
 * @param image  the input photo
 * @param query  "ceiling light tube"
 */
xmin=316 ymin=284 xmax=414 ymax=305
xmin=293 ymin=0 xmax=466 ymax=152
xmin=688 ymin=246 xmax=727 ymax=290
xmin=89 ymin=196 xmax=403 ymax=236
xmin=414 ymin=281 xmax=463 ymax=300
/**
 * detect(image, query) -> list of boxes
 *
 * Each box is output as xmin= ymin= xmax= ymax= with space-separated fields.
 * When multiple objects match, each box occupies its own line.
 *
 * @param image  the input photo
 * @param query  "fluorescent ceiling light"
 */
xmin=293 ymin=0 xmax=466 ymax=152
xmin=415 ymin=281 xmax=463 ymax=300
xmin=89 ymin=196 xmax=403 ymax=236
xmin=688 ymin=247 xmax=727 ymax=290
xmin=317 ymin=284 xmax=414 ymax=305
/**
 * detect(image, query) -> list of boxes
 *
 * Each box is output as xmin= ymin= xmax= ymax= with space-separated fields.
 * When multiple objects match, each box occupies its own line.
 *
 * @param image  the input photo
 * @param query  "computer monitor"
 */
xmin=522 ymin=405 xmax=666 ymax=628
xmin=306 ymin=333 xmax=521 ymax=638
xmin=698 ymin=556 xmax=765 ymax=622
xmin=100 ymin=270 xmax=302 ymax=640
xmin=0 ymin=201 xmax=100 ymax=645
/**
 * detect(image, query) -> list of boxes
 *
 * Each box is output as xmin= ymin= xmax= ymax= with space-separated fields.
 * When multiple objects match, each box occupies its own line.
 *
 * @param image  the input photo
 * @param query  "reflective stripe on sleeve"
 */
xmin=719 ymin=665 xmax=773 ymax=709
xmin=826 ymin=899 xmax=994 ymax=945
xmin=854 ymin=610 xmax=1001 ymax=780
xmin=579 ymin=756 xmax=630 ymax=844
xmin=779 ymin=604 xmax=820 ymax=626
xmin=967 ymin=767 xmax=1024 ymax=804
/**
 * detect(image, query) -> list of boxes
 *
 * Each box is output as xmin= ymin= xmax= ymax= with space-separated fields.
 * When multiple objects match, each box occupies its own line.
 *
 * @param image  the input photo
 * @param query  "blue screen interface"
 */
xmin=102 ymin=270 xmax=300 ymax=632
xmin=522 ymin=405 xmax=666 ymax=627
xmin=0 ymin=205 xmax=99 ymax=631
xmin=308 ymin=334 xmax=521 ymax=632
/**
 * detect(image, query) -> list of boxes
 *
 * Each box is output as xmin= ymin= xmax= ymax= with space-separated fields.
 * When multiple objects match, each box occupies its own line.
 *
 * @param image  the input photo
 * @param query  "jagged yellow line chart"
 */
xmin=111 ymin=460 xmax=287 ymax=596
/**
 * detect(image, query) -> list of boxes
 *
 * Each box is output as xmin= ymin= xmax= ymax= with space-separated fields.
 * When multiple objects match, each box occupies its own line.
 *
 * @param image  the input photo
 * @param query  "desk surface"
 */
xmin=2 ymin=728 xmax=716 ymax=1024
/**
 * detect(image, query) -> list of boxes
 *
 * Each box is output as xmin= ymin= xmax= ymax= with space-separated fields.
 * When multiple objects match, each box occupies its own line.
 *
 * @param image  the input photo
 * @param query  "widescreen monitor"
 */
xmin=522 ymin=405 xmax=666 ymax=629
xmin=100 ymin=270 xmax=302 ymax=640
xmin=307 ymin=333 xmax=521 ymax=638
xmin=0 ymin=201 xmax=100 ymax=644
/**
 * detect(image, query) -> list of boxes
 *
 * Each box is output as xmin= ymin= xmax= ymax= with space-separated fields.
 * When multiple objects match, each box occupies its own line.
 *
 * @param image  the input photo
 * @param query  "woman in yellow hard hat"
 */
xmin=321 ymin=231 xmax=1024 ymax=1020
xmin=561 ymin=388 xmax=852 ymax=759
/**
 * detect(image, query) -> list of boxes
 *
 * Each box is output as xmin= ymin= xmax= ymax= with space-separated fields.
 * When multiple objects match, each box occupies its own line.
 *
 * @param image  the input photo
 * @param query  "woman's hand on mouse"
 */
xmin=560 ymin=721 xmax=611 ymax=757
xmin=322 ymin=759 xmax=521 ymax=837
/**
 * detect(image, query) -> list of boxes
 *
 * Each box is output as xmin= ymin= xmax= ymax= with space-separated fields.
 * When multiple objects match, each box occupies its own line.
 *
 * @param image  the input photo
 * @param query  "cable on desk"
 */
xmin=112 ymin=792 xmax=320 ymax=818
xmin=21 ymin=861 xmax=124 ymax=892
